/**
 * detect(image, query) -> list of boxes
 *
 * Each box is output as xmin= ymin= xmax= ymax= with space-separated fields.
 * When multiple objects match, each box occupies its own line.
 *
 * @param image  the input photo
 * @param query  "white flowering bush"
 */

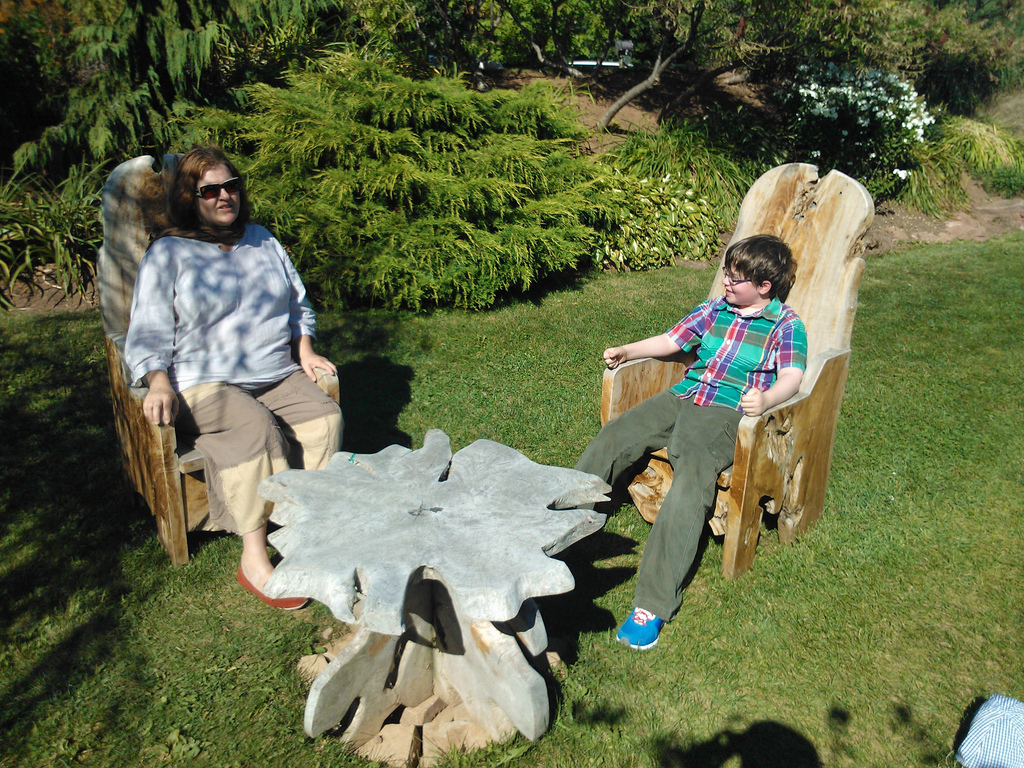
xmin=780 ymin=63 xmax=936 ymax=198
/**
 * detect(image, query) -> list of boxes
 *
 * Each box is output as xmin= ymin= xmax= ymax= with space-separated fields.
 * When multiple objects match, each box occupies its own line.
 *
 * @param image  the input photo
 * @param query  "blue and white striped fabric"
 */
xmin=956 ymin=694 xmax=1024 ymax=768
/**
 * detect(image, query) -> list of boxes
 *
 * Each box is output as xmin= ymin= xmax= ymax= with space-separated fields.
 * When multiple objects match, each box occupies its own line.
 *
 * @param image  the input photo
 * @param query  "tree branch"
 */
xmin=596 ymin=0 xmax=705 ymax=130
xmin=493 ymin=0 xmax=585 ymax=77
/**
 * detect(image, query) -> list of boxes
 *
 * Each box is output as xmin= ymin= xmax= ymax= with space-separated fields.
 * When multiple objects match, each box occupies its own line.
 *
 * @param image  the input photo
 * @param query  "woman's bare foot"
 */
xmin=240 ymin=525 xmax=275 ymax=591
xmin=237 ymin=524 xmax=309 ymax=610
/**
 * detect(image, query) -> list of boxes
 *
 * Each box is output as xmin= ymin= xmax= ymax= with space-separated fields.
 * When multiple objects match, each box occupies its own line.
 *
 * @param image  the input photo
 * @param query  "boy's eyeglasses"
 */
xmin=723 ymin=272 xmax=751 ymax=285
xmin=195 ymin=177 xmax=242 ymax=200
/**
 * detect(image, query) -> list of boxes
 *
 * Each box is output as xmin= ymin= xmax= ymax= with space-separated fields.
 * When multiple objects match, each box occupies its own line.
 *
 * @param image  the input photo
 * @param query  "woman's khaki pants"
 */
xmin=175 ymin=370 xmax=343 ymax=534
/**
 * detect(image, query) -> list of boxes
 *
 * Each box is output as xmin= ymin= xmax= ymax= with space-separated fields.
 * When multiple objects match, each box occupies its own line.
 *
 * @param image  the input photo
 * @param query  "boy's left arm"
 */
xmin=739 ymin=366 xmax=803 ymax=417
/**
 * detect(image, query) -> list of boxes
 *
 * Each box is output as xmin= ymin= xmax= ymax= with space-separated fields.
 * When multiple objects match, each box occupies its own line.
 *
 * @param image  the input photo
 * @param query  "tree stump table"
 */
xmin=258 ymin=429 xmax=610 ymax=748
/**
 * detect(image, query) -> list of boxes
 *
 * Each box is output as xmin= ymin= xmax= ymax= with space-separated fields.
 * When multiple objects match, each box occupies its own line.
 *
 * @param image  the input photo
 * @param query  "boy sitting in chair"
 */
xmin=576 ymin=234 xmax=807 ymax=650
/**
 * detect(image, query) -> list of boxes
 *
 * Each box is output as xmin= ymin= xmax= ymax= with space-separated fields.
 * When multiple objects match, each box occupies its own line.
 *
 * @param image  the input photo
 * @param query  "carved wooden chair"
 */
xmin=600 ymin=163 xmax=873 ymax=578
xmin=98 ymin=155 xmax=340 ymax=565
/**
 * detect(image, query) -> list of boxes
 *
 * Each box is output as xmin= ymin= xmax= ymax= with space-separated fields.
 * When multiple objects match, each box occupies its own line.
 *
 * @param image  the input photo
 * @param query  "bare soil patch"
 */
xmin=864 ymin=178 xmax=1024 ymax=254
xmin=6 ymin=265 xmax=98 ymax=315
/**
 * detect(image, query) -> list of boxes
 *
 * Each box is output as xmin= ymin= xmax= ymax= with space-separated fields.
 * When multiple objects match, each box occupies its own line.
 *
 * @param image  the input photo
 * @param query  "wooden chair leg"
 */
xmin=720 ymin=467 xmax=762 ymax=579
xmin=149 ymin=424 xmax=190 ymax=565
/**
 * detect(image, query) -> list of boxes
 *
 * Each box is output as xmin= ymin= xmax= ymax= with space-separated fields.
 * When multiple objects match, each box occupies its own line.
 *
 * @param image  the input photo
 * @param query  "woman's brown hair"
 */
xmin=159 ymin=147 xmax=251 ymax=245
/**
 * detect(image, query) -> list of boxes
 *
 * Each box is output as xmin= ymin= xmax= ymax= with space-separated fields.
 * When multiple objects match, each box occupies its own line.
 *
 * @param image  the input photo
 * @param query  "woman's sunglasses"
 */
xmin=195 ymin=177 xmax=242 ymax=200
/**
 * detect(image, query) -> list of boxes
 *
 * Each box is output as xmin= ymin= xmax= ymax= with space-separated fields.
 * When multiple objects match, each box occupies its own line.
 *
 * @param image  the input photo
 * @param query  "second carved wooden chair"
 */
xmin=600 ymin=163 xmax=873 ymax=578
xmin=97 ymin=154 xmax=340 ymax=565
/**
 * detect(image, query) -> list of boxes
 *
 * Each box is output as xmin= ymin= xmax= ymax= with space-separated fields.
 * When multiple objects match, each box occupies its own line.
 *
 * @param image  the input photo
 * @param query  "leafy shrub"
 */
xmin=779 ymin=62 xmax=935 ymax=199
xmin=696 ymin=104 xmax=794 ymax=175
xmin=914 ymin=2 xmax=1024 ymax=116
xmin=589 ymin=170 xmax=718 ymax=271
xmin=0 ymin=164 xmax=105 ymax=308
xmin=601 ymin=122 xmax=752 ymax=231
xmin=188 ymin=54 xmax=606 ymax=310
xmin=980 ymin=167 xmax=1024 ymax=199
xmin=897 ymin=116 xmax=1024 ymax=215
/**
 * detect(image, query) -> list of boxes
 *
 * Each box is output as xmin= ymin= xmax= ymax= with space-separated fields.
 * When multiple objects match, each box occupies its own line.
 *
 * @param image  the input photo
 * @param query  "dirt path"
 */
xmin=866 ymin=179 xmax=1024 ymax=254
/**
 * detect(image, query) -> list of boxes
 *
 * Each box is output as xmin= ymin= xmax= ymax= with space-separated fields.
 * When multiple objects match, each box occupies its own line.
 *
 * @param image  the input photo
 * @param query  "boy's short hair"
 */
xmin=724 ymin=234 xmax=797 ymax=301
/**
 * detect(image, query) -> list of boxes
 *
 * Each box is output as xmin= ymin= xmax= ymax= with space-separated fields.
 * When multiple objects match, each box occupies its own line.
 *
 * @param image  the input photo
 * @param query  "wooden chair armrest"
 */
xmin=104 ymin=332 xmax=181 ymax=488
xmin=600 ymin=351 xmax=695 ymax=424
xmin=731 ymin=348 xmax=851 ymax=490
xmin=737 ymin=347 xmax=849 ymax=427
xmin=314 ymin=367 xmax=341 ymax=404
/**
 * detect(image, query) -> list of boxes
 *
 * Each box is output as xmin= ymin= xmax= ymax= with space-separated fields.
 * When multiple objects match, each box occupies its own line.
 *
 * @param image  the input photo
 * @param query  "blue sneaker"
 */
xmin=616 ymin=607 xmax=664 ymax=650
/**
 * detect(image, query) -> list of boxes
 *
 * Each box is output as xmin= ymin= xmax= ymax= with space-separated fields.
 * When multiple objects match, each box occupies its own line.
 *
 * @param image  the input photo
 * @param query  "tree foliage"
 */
xmin=14 ymin=0 xmax=348 ymax=172
xmin=0 ymin=0 xmax=79 ymax=165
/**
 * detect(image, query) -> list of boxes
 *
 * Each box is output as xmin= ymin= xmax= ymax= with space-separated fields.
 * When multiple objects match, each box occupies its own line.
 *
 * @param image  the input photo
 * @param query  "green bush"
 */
xmin=980 ymin=167 xmax=1024 ymax=198
xmin=188 ymin=54 xmax=607 ymax=310
xmin=601 ymin=122 xmax=752 ymax=231
xmin=589 ymin=170 xmax=718 ymax=271
xmin=897 ymin=116 xmax=1024 ymax=215
xmin=0 ymin=164 xmax=105 ymax=309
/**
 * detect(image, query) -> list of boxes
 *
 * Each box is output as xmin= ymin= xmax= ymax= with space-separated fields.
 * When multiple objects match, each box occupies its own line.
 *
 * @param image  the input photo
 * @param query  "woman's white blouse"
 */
xmin=125 ymin=224 xmax=316 ymax=391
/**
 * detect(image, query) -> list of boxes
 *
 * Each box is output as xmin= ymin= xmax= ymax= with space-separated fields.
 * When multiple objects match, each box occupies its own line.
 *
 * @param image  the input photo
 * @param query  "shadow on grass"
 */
xmin=536 ymin=472 xmax=719 ymax=644
xmin=654 ymin=721 xmax=822 ymax=767
xmin=890 ymin=701 xmax=957 ymax=766
xmin=316 ymin=315 xmax=414 ymax=452
xmin=335 ymin=355 xmax=413 ymax=452
xmin=536 ymin=526 xmax=637 ymax=641
xmin=0 ymin=313 xmax=161 ymax=761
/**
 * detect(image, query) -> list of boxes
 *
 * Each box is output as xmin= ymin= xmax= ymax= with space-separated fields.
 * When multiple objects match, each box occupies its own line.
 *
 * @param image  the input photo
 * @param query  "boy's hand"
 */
xmin=740 ymin=388 xmax=766 ymax=417
xmin=603 ymin=347 xmax=628 ymax=369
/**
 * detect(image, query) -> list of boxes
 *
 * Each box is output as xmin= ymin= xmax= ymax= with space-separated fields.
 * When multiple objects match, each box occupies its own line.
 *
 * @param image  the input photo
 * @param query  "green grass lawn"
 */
xmin=1 ymin=235 xmax=1021 ymax=767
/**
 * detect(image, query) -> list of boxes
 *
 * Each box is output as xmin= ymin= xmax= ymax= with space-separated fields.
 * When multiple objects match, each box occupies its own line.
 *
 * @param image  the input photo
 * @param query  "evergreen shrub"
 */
xmin=188 ymin=54 xmax=716 ymax=310
xmin=16 ymin=0 xmax=344 ymax=173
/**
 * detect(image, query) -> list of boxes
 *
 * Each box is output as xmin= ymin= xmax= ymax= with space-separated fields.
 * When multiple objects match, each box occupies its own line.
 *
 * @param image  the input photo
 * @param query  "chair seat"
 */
xmin=177 ymin=446 xmax=205 ymax=474
xmin=626 ymin=448 xmax=733 ymax=533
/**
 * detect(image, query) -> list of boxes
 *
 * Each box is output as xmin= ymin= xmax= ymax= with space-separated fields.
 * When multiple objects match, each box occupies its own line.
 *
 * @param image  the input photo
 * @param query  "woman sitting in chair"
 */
xmin=125 ymin=146 xmax=343 ymax=609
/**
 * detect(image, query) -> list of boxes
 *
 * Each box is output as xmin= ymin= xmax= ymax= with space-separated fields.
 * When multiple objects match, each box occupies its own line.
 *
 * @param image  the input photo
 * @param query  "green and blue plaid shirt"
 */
xmin=667 ymin=296 xmax=807 ymax=411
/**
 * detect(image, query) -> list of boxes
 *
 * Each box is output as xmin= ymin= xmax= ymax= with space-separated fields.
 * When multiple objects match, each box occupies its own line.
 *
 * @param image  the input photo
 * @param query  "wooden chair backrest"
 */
xmin=97 ymin=154 xmax=180 ymax=339
xmin=706 ymin=164 xmax=874 ymax=364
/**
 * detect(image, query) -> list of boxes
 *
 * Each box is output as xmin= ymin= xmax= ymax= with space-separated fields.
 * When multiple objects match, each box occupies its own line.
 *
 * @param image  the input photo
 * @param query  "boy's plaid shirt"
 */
xmin=666 ymin=296 xmax=807 ymax=411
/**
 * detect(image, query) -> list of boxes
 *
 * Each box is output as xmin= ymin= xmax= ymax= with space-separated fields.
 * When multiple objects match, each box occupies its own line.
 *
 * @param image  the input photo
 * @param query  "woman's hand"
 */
xmin=293 ymin=335 xmax=337 ymax=381
xmin=142 ymin=371 xmax=178 ymax=425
